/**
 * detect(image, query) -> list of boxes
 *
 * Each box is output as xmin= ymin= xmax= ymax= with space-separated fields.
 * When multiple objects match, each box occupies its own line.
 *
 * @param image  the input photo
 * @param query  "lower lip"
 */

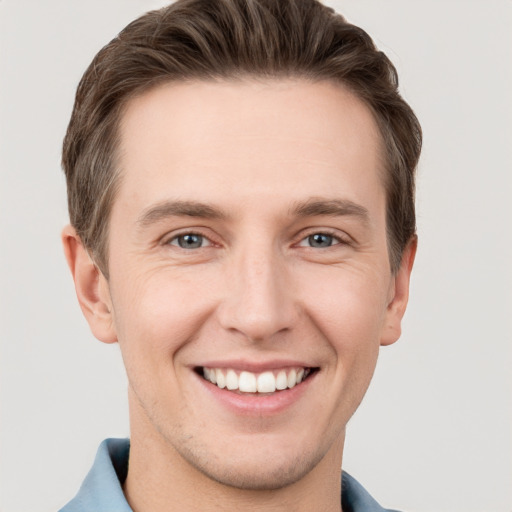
xmin=195 ymin=371 xmax=317 ymax=416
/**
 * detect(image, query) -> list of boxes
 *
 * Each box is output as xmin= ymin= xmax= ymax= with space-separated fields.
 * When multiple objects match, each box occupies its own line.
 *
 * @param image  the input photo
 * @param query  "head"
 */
xmin=62 ymin=0 xmax=421 ymax=278
xmin=62 ymin=0 xmax=421 ymax=498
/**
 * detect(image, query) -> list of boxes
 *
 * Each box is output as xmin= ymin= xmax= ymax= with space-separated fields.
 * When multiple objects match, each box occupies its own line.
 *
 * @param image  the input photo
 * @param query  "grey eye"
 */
xmin=307 ymin=233 xmax=334 ymax=248
xmin=173 ymin=234 xmax=205 ymax=249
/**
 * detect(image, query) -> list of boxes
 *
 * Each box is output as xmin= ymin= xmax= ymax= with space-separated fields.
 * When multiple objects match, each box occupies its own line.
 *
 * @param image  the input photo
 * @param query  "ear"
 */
xmin=61 ymin=225 xmax=117 ymax=344
xmin=380 ymin=236 xmax=417 ymax=346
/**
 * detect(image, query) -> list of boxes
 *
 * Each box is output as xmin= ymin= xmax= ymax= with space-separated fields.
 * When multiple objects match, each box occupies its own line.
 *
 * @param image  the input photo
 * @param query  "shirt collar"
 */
xmin=59 ymin=438 xmax=132 ymax=512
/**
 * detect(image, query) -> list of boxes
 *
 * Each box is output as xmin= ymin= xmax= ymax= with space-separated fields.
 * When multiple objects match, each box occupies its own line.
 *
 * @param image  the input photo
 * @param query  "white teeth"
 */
xmin=202 ymin=367 xmax=311 ymax=393
xmin=287 ymin=368 xmax=297 ymax=388
xmin=216 ymin=369 xmax=226 ymax=389
xmin=226 ymin=369 xmax=238 ymax=390
xmin=239 ymin=371 xmax=257 ymax=392
xmin=276 ymin=370 xmax=288 ymax=390
xmin=257 ymin=371 xmax=276 ymax=393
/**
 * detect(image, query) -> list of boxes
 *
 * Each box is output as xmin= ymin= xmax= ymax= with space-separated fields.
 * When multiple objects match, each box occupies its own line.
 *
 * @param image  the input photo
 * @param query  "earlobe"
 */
xmin=380 ymin=236 xmax=417 ymax=347
xmin=61 ymin=225 xmax=118 ymax=344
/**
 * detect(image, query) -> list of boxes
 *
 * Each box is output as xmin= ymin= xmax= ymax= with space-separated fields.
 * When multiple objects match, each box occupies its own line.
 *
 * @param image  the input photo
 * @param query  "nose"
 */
xmin=217 ymin=244 xmax=299 ymax=343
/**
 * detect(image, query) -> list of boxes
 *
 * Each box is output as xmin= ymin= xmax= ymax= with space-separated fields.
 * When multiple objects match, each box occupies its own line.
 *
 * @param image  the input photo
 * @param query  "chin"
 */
xmin=175 ymin=437 xmax=329 ymax=491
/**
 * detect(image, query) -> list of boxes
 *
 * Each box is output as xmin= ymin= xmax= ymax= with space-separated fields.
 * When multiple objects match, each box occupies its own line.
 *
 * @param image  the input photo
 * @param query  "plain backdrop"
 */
xmin=1 ymin=1 xmax=511 ymax=511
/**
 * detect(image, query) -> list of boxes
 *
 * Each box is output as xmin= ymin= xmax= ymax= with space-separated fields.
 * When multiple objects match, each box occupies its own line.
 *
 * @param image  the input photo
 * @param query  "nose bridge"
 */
xmin=218 ymin=236 xmax=297 ymax=341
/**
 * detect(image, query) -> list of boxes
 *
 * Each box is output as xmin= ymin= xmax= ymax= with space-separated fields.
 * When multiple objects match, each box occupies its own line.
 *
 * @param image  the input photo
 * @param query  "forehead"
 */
xmin=116 ymin=79 xmax=385 ymax=211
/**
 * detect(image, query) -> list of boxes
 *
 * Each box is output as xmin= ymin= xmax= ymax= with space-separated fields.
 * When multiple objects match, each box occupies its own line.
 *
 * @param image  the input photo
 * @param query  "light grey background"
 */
xmin=1 ymin=1 xmax=511 ymax=511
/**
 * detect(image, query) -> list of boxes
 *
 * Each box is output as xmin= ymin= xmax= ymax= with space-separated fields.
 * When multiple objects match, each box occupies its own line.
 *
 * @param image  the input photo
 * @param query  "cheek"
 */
xmin=296 ymin=269 xmax=387 ymax=427
xmin=110 ymin=268 xmax=215 ymax=372
xmin=301 ymin=265 xmax=390 ymax=344
xmin=301 ymin=265 xmax=389 ymax=391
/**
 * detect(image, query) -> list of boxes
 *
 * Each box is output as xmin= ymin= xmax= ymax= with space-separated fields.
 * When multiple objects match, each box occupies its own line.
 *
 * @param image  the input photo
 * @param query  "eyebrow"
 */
xmin=137 ymin=200 xmax=228 ymax=227
xmin=137 ymin=197 xmax=370 ymax=228
xmin=290 ymin=198 xmax=370 ymax=223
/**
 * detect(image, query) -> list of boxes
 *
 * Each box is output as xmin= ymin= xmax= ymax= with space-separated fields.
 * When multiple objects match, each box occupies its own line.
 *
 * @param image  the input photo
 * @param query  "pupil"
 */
xmin=309 ymin=233 xmax=332 ymax=248
xmin=179 ymin=234 xmax=202 ymax=248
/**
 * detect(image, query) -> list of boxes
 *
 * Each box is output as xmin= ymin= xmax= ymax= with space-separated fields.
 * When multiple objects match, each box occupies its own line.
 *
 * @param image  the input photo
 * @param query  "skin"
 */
xmin=63 ymin=79 xmax=416 ymax=512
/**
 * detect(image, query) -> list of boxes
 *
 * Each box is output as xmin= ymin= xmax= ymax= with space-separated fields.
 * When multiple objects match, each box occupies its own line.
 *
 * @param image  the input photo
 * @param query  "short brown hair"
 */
xmin=63 ymin=0 xmax=422 ymax=275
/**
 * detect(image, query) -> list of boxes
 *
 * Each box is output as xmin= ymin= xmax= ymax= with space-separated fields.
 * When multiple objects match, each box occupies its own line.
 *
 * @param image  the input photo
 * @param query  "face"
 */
xmin=69 ymin=79 xmax=414 ymax=490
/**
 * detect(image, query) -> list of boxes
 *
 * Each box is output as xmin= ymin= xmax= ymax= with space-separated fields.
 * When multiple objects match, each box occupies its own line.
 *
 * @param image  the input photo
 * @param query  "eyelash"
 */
xmin=165 ymin=229 xmax=349 ymax=250
xmin=166 ymin=231 xmax=213 ymax=249
xmin=296 ymin=230 xmax=348 ymax=249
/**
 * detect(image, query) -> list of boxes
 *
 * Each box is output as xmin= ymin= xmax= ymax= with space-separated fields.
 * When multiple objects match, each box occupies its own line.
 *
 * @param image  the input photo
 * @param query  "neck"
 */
xmin=124 ymin=396 xmax=344 ymax=512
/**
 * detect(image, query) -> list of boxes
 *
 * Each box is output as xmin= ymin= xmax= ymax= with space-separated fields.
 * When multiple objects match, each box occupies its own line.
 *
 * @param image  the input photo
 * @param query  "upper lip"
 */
xmin=193 ymin=359 xmax=317 ymax=373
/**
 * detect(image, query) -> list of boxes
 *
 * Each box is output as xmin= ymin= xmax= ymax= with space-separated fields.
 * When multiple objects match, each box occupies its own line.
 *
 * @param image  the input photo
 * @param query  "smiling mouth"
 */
xmin=196 ymin=367 xmax=318 ymax=394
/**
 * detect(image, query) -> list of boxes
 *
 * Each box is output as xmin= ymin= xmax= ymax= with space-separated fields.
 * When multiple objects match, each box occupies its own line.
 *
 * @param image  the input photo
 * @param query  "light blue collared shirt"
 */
xmin=59 ymin=438 xmax=401 ymax=512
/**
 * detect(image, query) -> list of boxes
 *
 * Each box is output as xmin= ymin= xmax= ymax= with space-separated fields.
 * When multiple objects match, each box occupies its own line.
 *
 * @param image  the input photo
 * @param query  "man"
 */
xmin=60 ymin=0 xmax=421 ymax=510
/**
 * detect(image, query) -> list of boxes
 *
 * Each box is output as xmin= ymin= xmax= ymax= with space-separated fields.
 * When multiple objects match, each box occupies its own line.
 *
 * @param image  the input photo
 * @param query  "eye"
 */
xmin=169 ymin=233 xmax=211 ymax=249
xmin=298 ymin=232 xmax=341 ymax=248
